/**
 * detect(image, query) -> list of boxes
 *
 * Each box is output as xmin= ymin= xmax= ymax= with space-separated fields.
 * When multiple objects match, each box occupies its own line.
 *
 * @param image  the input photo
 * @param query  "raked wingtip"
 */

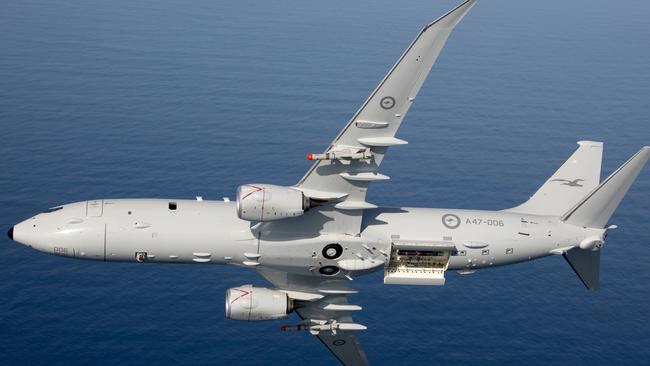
xmin=424 ymin=0 xmax=478 ymax=30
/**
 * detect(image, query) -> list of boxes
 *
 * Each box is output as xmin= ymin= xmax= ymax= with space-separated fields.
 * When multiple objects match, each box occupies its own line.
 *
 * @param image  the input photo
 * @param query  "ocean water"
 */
xmin=1 ymin=0 xmax=649 ymax=365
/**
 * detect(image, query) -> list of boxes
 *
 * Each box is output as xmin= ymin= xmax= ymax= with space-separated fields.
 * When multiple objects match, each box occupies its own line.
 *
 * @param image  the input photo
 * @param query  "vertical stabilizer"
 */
xmin=562 ymin=147 xmax=650 ymax=228
xmin=508 ymin=141 xmax=603 ymax=216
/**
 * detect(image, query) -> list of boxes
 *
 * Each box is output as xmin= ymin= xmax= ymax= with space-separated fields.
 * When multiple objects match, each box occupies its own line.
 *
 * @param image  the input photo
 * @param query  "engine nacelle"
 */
xmin=236 ymin=184 xmax=307 ymax=222
xmin=225 ymin=285 xmax=293 ymax=321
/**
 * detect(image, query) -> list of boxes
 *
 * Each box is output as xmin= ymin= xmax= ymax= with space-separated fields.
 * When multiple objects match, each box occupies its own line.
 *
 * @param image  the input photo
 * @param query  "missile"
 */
xmin=307 ymin=148 xmax=371 ymax=161
xmin=280 ymin=320 xmax=367 ymax=335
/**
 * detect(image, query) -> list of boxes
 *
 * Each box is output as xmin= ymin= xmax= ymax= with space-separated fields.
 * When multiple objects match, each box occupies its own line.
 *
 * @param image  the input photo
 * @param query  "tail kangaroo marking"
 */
xmin=551 ymin=178 xmax=585 ymax=187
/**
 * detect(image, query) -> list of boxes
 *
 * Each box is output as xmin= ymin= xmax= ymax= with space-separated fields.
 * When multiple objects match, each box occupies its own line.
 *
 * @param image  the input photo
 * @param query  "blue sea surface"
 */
xmin=1 ymin=0 xmax=649 ymax=365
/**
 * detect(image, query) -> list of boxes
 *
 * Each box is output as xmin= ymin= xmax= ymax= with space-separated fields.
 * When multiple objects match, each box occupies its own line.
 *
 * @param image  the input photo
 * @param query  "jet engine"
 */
xmin=225 ymin=285 xmax=293 ymax=321
xmin=236 ymin=184 xmax=308 ymax=222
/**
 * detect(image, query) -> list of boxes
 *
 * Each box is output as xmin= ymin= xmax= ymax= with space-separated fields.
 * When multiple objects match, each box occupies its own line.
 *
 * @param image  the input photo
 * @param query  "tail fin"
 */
xmin=508 ymin=141 xmax=603 ymax=216
xmin=562 ymin=146 xmax=650 ymax=228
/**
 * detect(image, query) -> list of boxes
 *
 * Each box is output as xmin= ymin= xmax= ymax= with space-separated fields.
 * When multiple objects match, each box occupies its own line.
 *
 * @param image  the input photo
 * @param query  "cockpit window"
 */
xmin=43 ymin=206 xmax=63 ymax=213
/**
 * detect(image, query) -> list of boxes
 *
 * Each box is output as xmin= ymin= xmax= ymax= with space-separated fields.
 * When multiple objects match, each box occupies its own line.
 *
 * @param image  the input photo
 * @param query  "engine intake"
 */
xmin=236 ymin=184 xmax=308 ymax=222
xmin=225 ymin=285 xmax=293 ymax=321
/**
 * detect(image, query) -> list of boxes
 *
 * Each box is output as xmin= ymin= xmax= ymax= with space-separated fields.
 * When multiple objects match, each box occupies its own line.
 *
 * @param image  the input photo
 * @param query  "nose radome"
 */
xmin=8 ymin=227 xmax=13 ymax=240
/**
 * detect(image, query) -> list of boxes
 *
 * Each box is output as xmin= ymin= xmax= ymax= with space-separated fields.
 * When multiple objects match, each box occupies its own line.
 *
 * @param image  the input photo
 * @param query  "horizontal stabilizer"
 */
xmin=508 ymin=141 xmax=603 ymax=216
xmin=563 ymin=146 xmax=650 ymax=228
xmin=563 ymin=248 xmax=600 ymax=290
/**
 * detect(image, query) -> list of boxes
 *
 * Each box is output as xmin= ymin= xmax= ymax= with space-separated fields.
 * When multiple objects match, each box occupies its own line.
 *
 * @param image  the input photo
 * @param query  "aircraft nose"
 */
xmin=8 ymin=227 xmax=14 ymax=240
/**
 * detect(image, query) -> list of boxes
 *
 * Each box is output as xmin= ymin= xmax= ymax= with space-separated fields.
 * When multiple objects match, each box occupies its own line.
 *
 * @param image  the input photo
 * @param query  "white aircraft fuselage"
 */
xmin=10 ymin=199 xmax=602 ymax=274
xmin=7 ymin=1 xmax=648 ymax=363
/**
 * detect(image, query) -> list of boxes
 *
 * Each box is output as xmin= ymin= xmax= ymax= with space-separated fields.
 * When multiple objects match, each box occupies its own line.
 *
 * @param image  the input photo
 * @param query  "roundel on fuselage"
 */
xmin=441 ymin=213 xmax=461 ymax=229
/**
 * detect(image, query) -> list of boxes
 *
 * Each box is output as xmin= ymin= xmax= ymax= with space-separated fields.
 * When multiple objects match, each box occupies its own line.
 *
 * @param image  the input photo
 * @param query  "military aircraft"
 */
xmin=8 ymin=0 xmax=649 ymax=364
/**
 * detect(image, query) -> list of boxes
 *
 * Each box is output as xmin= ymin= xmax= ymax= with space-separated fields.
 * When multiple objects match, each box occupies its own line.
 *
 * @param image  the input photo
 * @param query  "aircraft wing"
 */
xmin=296 ymin=297 xmax=368 ymax=366
xmin=294 ymin=0 xmax=477 ymax=234
xmin=259 ymin=268 xmax=369 ymax=366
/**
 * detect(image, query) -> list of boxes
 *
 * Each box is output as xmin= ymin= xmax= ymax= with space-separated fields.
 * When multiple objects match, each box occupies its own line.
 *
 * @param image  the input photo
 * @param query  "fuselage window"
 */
xmin=169 ymin=202 xmax=177 ymax=210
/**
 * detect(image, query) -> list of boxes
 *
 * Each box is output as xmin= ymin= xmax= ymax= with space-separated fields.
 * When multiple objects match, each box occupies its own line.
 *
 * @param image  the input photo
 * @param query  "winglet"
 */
xmin=424 ymin=0 xmax=478 ymax=31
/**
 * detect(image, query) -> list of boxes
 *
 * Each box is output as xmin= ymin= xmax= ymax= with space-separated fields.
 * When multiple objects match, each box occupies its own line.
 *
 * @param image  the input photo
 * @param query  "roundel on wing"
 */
xmin=380 ymin=96 xmax=396 ymax=110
